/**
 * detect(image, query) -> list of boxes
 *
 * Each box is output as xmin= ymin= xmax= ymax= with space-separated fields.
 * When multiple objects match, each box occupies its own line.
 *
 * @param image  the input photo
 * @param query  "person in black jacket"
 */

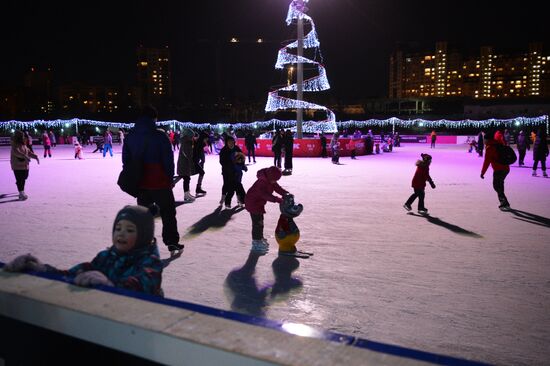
xmin=532 ymin=127 xmax=549 ymax=177
xmin=476 ymin=131 xmax=484 ymax=157
xmin=283 ymin=129 xmax=294 ymax=175
xmin=219 ymin=135 xmax=244 ymax=208
xmin=245 ymin=131 xmax=257 ymax=163
xmin=194 ymin=131 xmax=209 ymax=194
xmin=272 ymin=129 xmax=283 ymax=168
xmin=320 ymin=132 xmax=327 ymax=158
xmin=122 ymin=106 xmax=182 ymax=252
xmin=516 ymin=130 xmax=530 ymax=166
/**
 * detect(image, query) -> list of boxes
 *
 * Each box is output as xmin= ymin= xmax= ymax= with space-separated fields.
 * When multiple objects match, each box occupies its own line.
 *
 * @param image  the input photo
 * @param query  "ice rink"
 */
xmin=1 ymin=141 xmax=549 ymax=366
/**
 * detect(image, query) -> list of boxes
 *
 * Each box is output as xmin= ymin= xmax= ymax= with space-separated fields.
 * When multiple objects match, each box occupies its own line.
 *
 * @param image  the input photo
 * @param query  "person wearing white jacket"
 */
xmin=10 ymin=130 xmax=40 ymax=200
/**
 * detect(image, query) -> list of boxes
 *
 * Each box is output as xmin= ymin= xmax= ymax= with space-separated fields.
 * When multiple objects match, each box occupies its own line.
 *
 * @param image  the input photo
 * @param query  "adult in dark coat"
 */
xmin=477 ymin=131 xmax=484 ymax=157
xmin=122 ymin=106 xmax=182 ymax=251
xmin=245 ymin=131 xmax=257 ymax=163
xmin=177 ymin=129 xmax=197 ymax=202
xmin=532 ymin=127 xmax=549 ymax=177
xmin=219 ymin=135 xmax=244 ymax=208
xmin=516 ymin=131 xmax=530 ymax=166
xmin=320 ymin=133 xmax=327 ymax=158
xmin=193 ymin=131 xmax=208 ymax=194
xmin=283 ymin=129 xmax=294 ymax=174
xmin=272 ymin=129 xmax=283 ymax=168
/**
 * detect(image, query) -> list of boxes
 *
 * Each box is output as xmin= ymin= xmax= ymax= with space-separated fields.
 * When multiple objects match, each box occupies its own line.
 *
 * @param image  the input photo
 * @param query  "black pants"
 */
xmin=14 ymin=170 xmax=29 ymax=191
xmin=518 ymin=149 xmax=526 ymax=165
xmin=321 ymin=146 xmax=327 ymax=157
xmin=247 ymin=147 xmax=256 ymax=162
xmin=405 ymin=188 xmax=426 ymax=210
xmin=137 ymin=189 xmax=180 ymax=246
xmin=250 ymin=213 xmax=264 ymax=240
xmin=493 ymin=170 xmax=509 ymax=206
xmin=43 ymin=145 xmax=51 ymax=157
xmin=284 ymin=151 xmax=293 ymax=170
xmin=533 ymin=158 xmax=547 ymax=171
xmin=182 ymin=176 xmax=190 ymax=191
xmin=273 ymin=149 xmax=282 ymax=168
xmin=225 ymin=179 xmax=245 ymax=205
xmin=351 ymin=149 xmax=356 ymax=159
xmin=430 ymin=140 xmax=436 ymax=148
xmin=477 ymin=146 xmax=484 ymax=157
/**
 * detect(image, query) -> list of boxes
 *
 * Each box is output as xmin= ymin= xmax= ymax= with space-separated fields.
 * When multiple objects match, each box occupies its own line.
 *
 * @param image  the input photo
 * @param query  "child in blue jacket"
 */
xmin=4 ymin=205 xmax=164 ymax=296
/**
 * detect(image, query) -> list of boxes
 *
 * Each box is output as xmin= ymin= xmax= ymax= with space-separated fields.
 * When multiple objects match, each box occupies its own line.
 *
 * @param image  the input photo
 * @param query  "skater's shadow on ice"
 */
xmin=183 ymin=206 xmax=245 ymax=238
xmin=271 ymin=256 xmax=303 ymax=299
xmin=223 ymin=252 xmax=303 ymax=317
xmin=161 ymin=251 xmax=183 ymax=268
xmin=224 ymin=251 xmax=269 ymax=317
xmin=407 ymin=213 xmax=483 ymax=238
xmin=0 ymin=193 xmax=21 ymax=204
xmin=508 ymin=209 xmax=550 ymax=228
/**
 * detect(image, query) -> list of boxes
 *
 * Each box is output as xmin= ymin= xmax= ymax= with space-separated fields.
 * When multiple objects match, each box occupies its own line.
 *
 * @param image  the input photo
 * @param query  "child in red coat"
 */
xmin=244 ymin=166 xmax=290 ymax=255
xmin=403 ymin=153 xmax=436 ymax=214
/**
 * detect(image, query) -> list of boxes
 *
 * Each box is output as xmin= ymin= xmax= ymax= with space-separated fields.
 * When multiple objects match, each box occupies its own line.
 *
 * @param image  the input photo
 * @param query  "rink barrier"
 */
xmin=0 ymin=262 xmax=490 ymax=366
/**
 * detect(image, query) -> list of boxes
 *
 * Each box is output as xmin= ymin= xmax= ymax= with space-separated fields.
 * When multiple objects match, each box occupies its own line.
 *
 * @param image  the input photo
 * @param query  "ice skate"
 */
xmin=279 ymin=249 xmax=311 ymax=259
xmin=403 ymin=203 xmax=412 ymax=211
xmin=544 ymin=172 xmax=548 ymax=178
xmin=167 ymin=243 xmax=184 ymax=255
xmin=219 ymin=193 xmax=226 ymax=206
xmin=18 ymin=191 xmax=28 ymax=201
xmin=184 ymin=191 xmax=195 ymax=203
xmin=251 ymin=240 xmax=269 ymax=255
xmin=418 ymin=208 xmax=428 ymax=214
xmin=532 ymin=170 xmax=537 ymax=176
xmin=498 ymin=204 xmax=511 ymax=211
xmin=195 ymin=186 xmax=207 ymax=195
xmin=224 ymin=203 xmax=231 ymax=209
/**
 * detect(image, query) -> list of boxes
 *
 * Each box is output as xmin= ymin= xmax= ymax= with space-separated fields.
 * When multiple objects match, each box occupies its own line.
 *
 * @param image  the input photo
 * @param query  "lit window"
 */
xmin=140 ymin=62 xmax=148 ymax=66
xmin=257 ymin=38 xmax=263 ymax=43
xmin=230 ymin=37 xmax=239 ymax=43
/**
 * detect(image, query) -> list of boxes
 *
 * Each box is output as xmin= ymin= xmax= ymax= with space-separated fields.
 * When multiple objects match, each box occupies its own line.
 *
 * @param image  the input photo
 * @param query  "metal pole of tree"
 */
xmin=296 ymin=0 xmax=304 ymax=139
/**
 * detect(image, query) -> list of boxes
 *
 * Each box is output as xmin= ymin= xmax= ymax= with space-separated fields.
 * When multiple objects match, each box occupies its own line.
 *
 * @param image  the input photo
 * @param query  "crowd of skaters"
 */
xmin=5 ymin=107 xmax=549 ymax=297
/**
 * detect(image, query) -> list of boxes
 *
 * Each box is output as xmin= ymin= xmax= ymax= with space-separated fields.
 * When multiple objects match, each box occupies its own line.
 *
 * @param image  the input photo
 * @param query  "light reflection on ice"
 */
xmin=281 ymin=322 xmax=320 ymax=338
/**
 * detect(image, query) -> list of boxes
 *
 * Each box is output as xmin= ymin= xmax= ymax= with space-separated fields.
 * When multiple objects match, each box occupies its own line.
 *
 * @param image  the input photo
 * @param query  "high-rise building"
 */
xmin=136 ymin=46 xmax=172 ymax=106
xmin=23 ymin=67 xmax=54 ymax=114
xmin=57 ymin=84 xmax=142 ymax=115
xmin=389 ymin=42 xmax=550 ymax=99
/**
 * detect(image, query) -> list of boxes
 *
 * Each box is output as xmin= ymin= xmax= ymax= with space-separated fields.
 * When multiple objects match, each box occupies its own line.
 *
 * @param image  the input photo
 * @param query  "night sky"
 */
xmin=2 ymin=0 xmax=549 ymax=101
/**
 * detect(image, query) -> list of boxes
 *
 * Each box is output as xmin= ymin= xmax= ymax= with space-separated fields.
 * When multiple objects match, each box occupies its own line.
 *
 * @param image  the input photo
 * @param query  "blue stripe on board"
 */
xmin=0 ymin=262 xmax=490 ymax=365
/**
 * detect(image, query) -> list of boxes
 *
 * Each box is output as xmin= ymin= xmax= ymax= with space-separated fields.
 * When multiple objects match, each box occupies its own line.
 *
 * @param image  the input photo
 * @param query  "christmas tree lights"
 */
xmin=265 ymin=0 xmax=337 ymax=132
xmin=1 ymin=116 xmax=547 ymax=133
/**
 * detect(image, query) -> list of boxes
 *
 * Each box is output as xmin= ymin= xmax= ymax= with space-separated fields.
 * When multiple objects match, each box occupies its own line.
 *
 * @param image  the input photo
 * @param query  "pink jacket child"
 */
xmin=244 ymin=166 xmax=289 ymax=254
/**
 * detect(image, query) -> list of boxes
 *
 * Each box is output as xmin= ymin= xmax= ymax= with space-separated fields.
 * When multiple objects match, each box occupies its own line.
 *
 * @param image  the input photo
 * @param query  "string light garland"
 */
xmin=1 ymin=116 xmax=547 ymax=133
xmin=265 ymin=0 xmax=337 ymax=132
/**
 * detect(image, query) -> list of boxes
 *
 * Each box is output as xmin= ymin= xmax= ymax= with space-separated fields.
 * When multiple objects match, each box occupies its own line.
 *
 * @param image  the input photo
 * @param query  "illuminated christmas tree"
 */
xmin=265 ymin=0 xmax=337 ymax=133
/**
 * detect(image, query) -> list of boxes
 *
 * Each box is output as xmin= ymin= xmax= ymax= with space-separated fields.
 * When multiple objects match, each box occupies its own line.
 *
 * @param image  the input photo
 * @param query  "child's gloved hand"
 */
xmin=74 ymin=271 xmax=114 ymax=287
xmin=4 ymin=254 xmax=47 ymax=272
xmin=430 ymin=181 xmax=436 ymax=189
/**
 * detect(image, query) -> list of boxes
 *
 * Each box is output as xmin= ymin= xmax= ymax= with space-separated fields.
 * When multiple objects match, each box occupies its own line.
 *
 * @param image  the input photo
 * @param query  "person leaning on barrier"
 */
xmin=4 ymin=205 xmax=164 ymax=296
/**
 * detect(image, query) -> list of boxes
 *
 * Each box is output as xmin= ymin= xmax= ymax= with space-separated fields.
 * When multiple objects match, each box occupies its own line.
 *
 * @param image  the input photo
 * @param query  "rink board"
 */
xmin=0 ymin=265 xmax=488 ymax=366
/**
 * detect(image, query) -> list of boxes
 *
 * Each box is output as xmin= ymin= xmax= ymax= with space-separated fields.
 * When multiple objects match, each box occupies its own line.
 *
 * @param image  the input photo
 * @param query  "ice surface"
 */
xmin=1 ymin=142 xmax=549 ymax=366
